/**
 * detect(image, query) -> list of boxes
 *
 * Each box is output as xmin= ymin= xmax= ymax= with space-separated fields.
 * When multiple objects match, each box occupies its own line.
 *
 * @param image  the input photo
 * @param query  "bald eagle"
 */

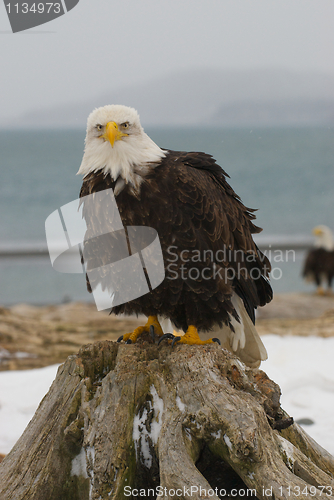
xmin=303 ymin=225 xmax=334 ymax=295
xmin=78 ymin=105 xmax=272 ymax=367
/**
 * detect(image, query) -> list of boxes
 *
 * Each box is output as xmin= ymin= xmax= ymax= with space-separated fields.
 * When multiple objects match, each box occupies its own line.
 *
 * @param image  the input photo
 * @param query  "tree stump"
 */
xmin=0 ymin=339 xmax=333 ymax=500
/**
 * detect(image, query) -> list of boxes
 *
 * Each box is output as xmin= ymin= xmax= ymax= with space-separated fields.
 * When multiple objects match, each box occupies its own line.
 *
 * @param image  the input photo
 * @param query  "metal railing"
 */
xmin=0 ymin=236 xmax=314 ymax=259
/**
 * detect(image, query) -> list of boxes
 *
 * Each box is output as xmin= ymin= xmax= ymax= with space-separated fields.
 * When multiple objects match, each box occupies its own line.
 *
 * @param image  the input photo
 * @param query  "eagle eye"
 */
xmin=96 ymin=124 xmax=103 ymax=131
xmin=120 ymin=122 xmax=129 ymax=129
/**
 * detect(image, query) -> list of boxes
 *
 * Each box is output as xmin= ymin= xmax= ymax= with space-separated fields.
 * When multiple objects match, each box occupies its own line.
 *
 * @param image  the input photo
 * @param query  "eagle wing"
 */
xmin=169 ymin=151 xmax=272 ymax=321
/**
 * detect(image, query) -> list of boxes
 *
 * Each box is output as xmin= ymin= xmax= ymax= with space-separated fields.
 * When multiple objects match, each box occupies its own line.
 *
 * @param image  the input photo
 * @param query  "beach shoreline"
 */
xmin=0 ymin=292 xmax=333 ymax=371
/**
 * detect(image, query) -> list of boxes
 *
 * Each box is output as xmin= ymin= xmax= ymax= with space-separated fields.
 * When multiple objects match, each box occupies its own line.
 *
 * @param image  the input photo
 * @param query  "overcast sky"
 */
xmin=1 ymin=0 xmax=334 ymax=123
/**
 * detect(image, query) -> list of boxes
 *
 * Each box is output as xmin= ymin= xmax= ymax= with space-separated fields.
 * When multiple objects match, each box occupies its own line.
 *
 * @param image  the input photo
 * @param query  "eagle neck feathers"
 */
xmin=78 ymin=131 xmax=166 ymax=197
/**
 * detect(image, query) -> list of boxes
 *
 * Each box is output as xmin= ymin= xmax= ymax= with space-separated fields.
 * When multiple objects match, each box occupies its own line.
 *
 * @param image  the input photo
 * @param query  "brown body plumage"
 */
xmin=80 ymin=149 xmax=272 ymax=333
xmin=303 ymin=248 xmax=334 ymax=291
xmin=303 ymin=225 xmax=334 ymax=294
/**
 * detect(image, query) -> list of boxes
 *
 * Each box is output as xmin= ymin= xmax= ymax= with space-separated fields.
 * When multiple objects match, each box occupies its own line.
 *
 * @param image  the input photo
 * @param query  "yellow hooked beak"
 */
xmin=313 ymin=227 xmax=323 ymax=236
xmin=102 ymin=121 xmax=128 ymax=147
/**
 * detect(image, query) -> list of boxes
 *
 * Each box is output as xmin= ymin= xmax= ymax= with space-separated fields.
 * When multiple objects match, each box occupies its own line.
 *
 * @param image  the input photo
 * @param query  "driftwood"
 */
xmin=0 ymin=338 xmax=333 ymax=500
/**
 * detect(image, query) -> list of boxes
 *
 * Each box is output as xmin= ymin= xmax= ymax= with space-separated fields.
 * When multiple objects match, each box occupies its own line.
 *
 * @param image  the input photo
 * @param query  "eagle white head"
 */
xmin=312 ymin=225 xmax=334 ymax=251
xmin=78 ymin=105 xmax=165 ymax=193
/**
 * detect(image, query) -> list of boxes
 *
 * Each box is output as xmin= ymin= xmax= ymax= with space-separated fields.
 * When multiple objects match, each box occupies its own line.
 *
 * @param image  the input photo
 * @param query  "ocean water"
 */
xmin=0 ymin=127 xmax=333 ymax=305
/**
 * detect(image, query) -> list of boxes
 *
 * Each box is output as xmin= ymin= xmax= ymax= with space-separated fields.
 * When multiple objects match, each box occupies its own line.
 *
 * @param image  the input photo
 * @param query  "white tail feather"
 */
xmin=230 ymin=294 xmax=268 ymax=368
xmin=159 ymin=292 xmax=267 ymax=368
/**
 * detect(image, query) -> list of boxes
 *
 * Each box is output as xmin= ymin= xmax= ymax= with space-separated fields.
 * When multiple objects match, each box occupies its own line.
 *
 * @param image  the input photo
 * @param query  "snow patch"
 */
xmin=0 ymin=364 xmax=59 ymax=454
xmin=86 ymin=445 xmax=95 ymax=499
xmin=211 ymin=430 xmax=221 ymax=439
xmin=71 ymin=448 xmax=88 ymax=478
xmin=262 ymin=335 xmax=334 ymax=454
xmin=132 ymin=385 xmax=164 ymax=468
xmin=150 ymin=385 xmax=163 ymax=444
xmin=86 ymin=445 xmax=95 ymax=465
xmin=224 ymin=434 xmax=232 ymax=450
xmin=176 ymin=395 xmax=186 ymax=412
xmin=133 ymin=408 xmax=152 ymax=468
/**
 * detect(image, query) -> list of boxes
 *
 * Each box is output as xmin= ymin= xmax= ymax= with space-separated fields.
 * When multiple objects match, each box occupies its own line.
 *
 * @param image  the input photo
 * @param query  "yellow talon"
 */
xmin=122 ymin=315 xmax=164 ymax=343
xmin=176 ymin=325 xmax=216 ymax=345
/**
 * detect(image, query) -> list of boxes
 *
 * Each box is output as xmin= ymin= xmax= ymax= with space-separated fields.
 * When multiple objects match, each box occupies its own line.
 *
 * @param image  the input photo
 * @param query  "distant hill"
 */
xmin=12 ymin=68 xmax=334 ymax=128
xmin=213 ymin=99 xmax=334 ymax=126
